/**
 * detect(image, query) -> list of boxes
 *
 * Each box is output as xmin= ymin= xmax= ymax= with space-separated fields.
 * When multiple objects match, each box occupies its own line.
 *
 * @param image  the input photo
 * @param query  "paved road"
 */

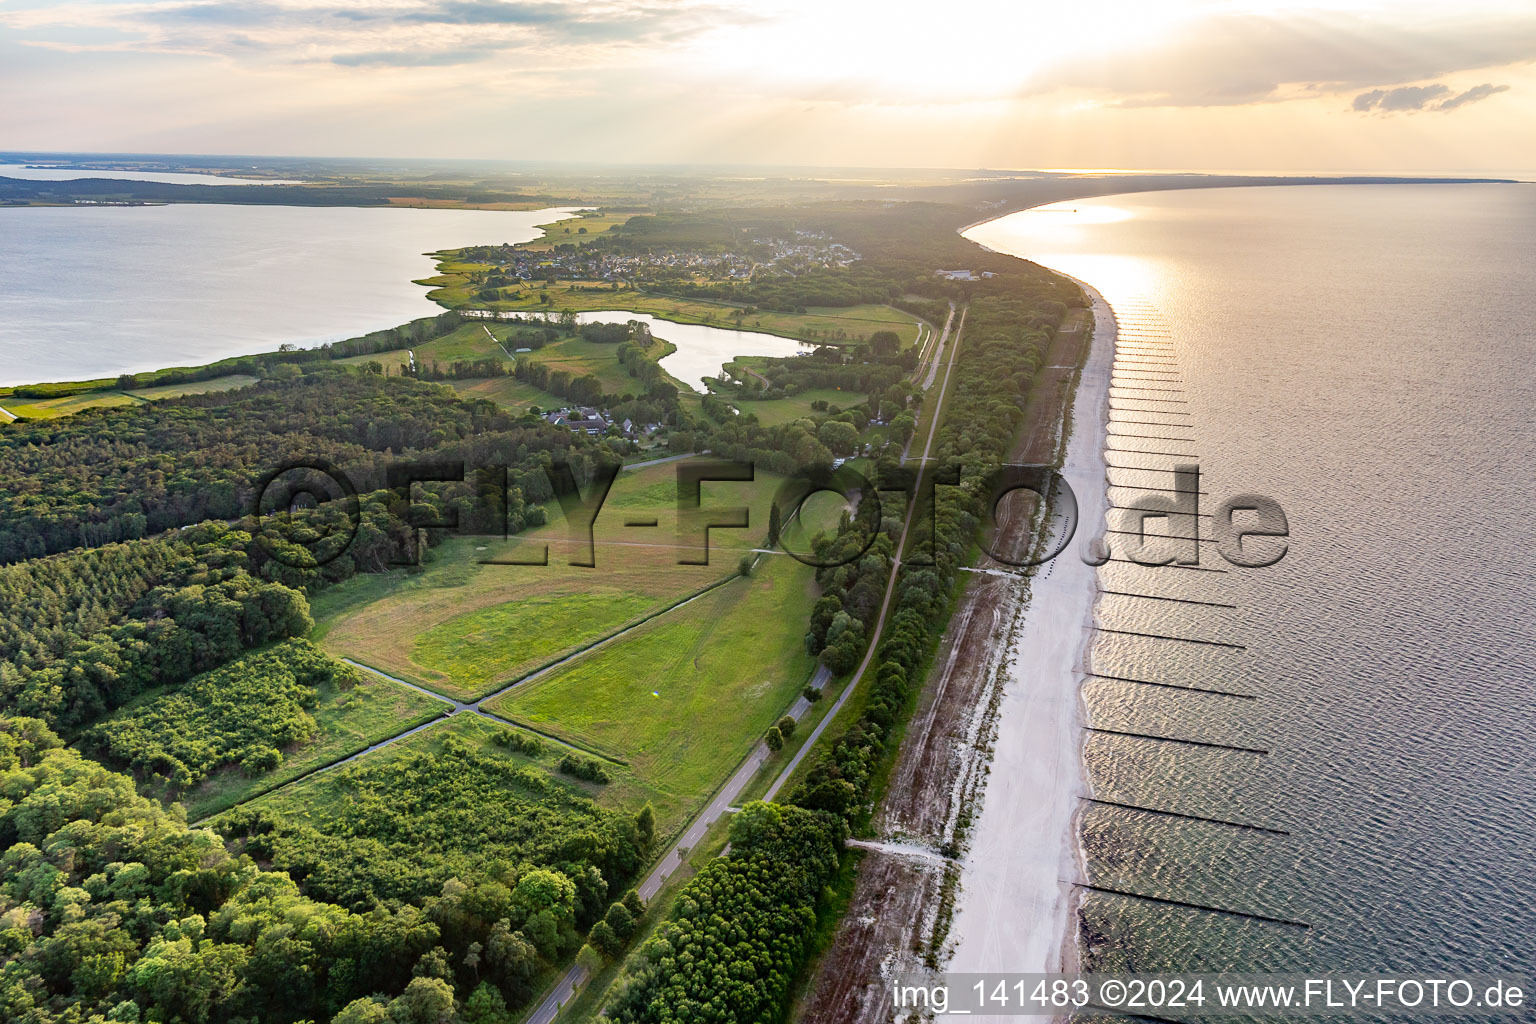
xmin=526 ymin=659 xmax=832 ymax=1024
xmin=765 ymin=306 xmax=966 ymax=802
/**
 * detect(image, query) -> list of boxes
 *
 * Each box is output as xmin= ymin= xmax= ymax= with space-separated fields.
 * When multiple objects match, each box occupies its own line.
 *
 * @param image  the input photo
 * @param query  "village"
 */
xmin=463 ymin=229 xmax=861 ymax=287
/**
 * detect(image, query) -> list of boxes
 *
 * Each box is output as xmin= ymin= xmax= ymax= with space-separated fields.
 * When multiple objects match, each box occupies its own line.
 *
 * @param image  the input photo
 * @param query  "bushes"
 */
xmin=82 ymin=639 xmax=354 ymax=791
xmin=491 ymin=728 xmax=545 ymax=757
xmin=221 ymin=736 xmax=644 ymax=909
xmin=558 ymin=752 xmax=611 ymax=783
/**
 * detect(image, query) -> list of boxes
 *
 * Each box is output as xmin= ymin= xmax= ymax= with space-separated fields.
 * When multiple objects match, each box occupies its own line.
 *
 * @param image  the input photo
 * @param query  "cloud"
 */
xmin=0 ymin=0 xmax=740 ymax=68
xmin=1025 ymin=10 xmax=1536 ymax=108
xmin=1437 ymin=81 xmax=1511 ymax=110
xmin=401 ymin=1 xmax=572 ymax=26
xmin=333 ymin=48 xmax=494 ymax=67
xmin=1353 ymin=80 xmax=1510 ymax=113
xmin=1352 ymin=84 xmax=1450 ymax=111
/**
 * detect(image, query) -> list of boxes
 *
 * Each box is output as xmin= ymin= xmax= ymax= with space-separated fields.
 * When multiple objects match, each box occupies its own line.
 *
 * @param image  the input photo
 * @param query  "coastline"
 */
xmin=945 ymin=272 xmax=1113 ymax=989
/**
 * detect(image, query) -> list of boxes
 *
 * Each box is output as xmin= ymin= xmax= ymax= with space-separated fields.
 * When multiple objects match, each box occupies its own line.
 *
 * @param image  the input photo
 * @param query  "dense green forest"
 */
xmin=0 ymin=368 xmax=618 ymax=563
xmin=0 ymin=717 xmax=444 ymax=1023
xmin=606 ymin=803 xmax=844 ymax=1024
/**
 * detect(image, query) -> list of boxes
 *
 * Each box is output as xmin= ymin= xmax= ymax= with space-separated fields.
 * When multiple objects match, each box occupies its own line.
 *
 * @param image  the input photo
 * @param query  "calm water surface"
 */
xmin=967 ymin=185 xmax=1536 ymax=988
xmin=0 ymin=204 xmax=580 ymax=384
xmin=0 ymin=163 xmax=303 ymax=185
xmin=566 ymin=310 xmax=809 ymax=392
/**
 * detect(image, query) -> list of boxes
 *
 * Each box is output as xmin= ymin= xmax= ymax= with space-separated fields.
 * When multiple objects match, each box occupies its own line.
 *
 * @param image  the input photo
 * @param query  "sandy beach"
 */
xmin=946 ymin=280 xmax=1114 ymax=990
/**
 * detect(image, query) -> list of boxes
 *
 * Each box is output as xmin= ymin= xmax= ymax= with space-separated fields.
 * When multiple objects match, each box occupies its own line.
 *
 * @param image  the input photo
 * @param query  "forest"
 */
xmin=0 ymin=367 xmax=620 ymax=563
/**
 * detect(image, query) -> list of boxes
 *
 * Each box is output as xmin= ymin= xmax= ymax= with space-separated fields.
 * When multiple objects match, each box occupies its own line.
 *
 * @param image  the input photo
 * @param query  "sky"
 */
xmin=2 ymin=0 xmax=1534 ymax=173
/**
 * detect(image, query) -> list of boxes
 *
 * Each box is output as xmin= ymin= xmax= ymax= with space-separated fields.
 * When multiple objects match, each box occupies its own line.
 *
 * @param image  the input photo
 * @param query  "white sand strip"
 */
xmin=946 ymin=282 xmax=1114 ymax=988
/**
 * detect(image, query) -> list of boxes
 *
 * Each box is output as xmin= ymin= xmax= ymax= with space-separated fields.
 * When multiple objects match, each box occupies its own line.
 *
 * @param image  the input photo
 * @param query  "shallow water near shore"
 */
xmin=964 ymin=184 xmax=1536 ymax=981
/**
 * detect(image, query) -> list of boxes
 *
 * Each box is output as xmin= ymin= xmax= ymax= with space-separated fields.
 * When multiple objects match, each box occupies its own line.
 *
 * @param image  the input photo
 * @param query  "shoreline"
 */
xmin=944 ymin=270 xmax=1113 ymax=992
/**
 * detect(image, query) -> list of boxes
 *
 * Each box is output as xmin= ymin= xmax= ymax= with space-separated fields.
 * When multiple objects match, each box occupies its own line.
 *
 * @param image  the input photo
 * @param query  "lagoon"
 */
xmin=567 ymin=311 xmax=809 ymax=392
xmin=0 ymin=204 xmax=581 ymax=385
xmin=0 ymin=164 xmax=303 ymax=186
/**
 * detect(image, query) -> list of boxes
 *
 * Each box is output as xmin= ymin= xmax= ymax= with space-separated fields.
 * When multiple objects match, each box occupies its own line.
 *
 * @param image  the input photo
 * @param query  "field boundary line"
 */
xmin=187 ymin=706 xmax=450 ymax=826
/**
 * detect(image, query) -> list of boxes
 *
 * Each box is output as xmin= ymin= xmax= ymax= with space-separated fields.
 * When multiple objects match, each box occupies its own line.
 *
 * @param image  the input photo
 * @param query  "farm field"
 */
xmin=311 ymin=458 xmax=787 ymax=701
xmin=334 ymin=320 xmax=687 ymax=402
xmin=449 ymin=374 xmax=565 ymax=410
xmin=0 ymin=373 xmax=258 ymax=419
xmin=516 ymin=209 xmax=640 ymax=251
xmin=486 ymin=552 xmax=820 ymax=835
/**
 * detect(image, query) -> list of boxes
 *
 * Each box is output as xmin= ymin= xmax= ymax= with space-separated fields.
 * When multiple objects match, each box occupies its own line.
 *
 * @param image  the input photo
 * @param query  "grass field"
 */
xmin=516 ymin=210 xmax=641 ymax=252
xmin=1 ymin=374 xmax=258 ymax=419
xmin=449 ymin=374 xmax=565 ymax=410
xmin=486 ymin=552 xmax=820 ymax=834
xmin=733 ymin=386 xmax=859 ymax=427
xmin=125 ymin=671 xmax=447 ymax=821
xmin=516 ymin=333 xmax=641 ymax=395
xmin=311 ymin=458 xmax=786 ymax=701
xmin=332 ymin=321 xmax=681 ymax=405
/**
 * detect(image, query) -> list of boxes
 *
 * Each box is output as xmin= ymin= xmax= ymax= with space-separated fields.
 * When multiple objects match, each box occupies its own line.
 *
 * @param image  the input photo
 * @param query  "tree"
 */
xmin=389 ymin=976 xmax=455 ymax=1024
xmin=738 ymin=555 xmax=753 ymax=577
xmin=461 ymin=982 xmax=512 ymax=1024
xmin=603 ymin=900 xmax=636 ymax=939
xmin=635 ymin=804 xmax=655 ymax=849
xmin=869 ymin=330 xmax=901 ymax=357
xmin=765 ymin=727 xmax=784 ymax=751
xmin=334 ymin=997 xmax=392 ymax=1024
xmin=776 ymin=715 xmax=796 ymax=738
xmin=768 ymin=501 xmax=782 ymax=546
xmin=587 ymin=919 xmax=623 ymax=959
xmin=816 ymin=419 xmax=859 ymax=456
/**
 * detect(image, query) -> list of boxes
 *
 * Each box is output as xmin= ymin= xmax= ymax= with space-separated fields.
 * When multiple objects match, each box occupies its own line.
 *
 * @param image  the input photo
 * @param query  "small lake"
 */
xmin=568 ymin=310 xmax=809 ymax=392
xmin=0 ymin=164 xmax=304 ymax=186
xmin=0 ymin=204 xmax=582 ymax=385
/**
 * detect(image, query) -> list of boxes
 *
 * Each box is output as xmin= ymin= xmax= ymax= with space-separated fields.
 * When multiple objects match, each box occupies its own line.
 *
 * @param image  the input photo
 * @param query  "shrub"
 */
xmin=558 ymin=752 xmax=611 ymax=784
